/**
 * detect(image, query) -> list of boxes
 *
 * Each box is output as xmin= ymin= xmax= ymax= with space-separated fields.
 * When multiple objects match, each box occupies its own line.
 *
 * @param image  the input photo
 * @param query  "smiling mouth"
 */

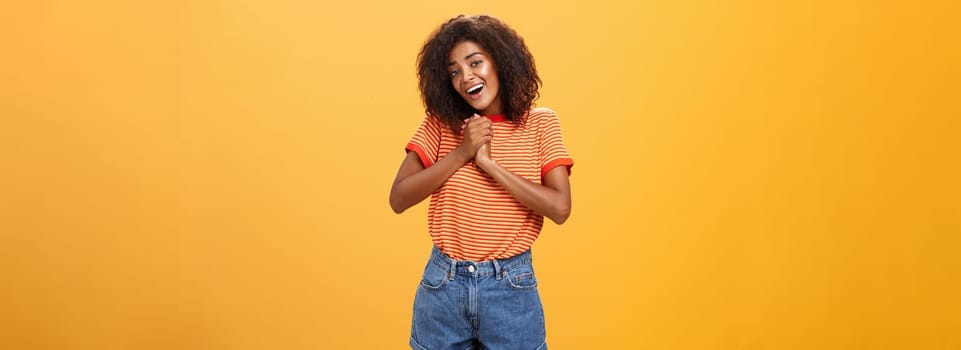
xmin=466 ymin=83 xmax=484 ymax=96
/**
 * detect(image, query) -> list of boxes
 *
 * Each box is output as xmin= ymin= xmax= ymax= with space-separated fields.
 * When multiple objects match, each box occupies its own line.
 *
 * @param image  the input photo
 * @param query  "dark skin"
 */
xmin=388 ymin=117 xmax=571 ymax=224
xmin=389 ymin=42 xmax=571 ymax=224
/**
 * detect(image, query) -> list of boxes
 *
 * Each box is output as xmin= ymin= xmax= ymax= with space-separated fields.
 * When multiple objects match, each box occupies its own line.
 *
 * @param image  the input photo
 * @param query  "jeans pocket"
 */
xmin=504 ymin=265 xmax=538 ymax=290
xmin=419 ymin=263 xmax=449 ymax=291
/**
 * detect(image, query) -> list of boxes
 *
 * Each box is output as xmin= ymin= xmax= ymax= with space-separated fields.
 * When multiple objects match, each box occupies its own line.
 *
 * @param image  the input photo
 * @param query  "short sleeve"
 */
xmin=405 ymin=115 xmax=443 ymax=168
xmin=537 ymin=109 xmax=574 ymax=178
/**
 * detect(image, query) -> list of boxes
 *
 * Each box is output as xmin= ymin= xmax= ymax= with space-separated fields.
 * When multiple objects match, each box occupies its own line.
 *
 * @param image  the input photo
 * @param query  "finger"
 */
xmin=468 ymin=121 xmax=488 ymax=132
xmin=468 ymin=122 xmax=486 ymax=132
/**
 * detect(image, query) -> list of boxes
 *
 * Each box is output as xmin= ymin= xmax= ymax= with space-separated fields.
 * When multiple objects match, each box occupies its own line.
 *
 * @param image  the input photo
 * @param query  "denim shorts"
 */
xmin=410 ymin=246 xmax=547 ymax=350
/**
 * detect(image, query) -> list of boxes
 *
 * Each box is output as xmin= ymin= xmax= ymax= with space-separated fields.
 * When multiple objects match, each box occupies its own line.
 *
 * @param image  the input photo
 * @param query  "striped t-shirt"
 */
xmin=405 ymin=107 xmax=574 ymax=261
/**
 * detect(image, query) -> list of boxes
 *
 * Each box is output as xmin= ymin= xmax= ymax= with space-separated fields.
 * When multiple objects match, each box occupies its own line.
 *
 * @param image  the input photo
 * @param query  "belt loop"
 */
xmin=493 ymin=258 xmax=502 ymax=280
xmin=448 ymin=258 xmax=456 ymax=281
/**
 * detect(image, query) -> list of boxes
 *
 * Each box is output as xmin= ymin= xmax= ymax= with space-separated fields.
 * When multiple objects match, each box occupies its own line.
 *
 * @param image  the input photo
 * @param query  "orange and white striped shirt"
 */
xmin=405 ymin=107 xmax=573 ymax=261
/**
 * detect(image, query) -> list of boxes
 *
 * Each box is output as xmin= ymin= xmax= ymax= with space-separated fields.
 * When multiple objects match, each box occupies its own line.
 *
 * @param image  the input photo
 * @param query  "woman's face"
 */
xmin=447 ymin=40 xmax=503 ymax=116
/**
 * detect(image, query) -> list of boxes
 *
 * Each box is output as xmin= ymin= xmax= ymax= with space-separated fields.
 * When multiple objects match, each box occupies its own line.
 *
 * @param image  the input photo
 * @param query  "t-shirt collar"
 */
xmin=485 ymin=114 xmax=506 ymax=123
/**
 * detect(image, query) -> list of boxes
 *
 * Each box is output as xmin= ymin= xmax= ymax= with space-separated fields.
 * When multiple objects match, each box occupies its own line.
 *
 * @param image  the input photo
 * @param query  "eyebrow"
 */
xmin=448 ymin=52 xmax=483 ymax=66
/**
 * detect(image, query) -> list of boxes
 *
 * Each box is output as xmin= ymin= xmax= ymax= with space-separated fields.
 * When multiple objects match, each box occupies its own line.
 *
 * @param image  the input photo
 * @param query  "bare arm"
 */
xmin=389 ymin=115 xmax=492 ymax=213
xmin=475 ymin=143 xmax=572 ymax=224
xmin=389 ymin=149 xmax=469 ymax=213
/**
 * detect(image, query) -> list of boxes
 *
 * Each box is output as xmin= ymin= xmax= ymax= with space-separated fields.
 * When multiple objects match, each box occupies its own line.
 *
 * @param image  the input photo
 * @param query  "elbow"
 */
xmin=390 ymin=184 xmax=424 ymax=214
xmin=549 ymin=203 xmax=571 ymax=225
xmin=389 ymin=193 xmax=406 ymax=214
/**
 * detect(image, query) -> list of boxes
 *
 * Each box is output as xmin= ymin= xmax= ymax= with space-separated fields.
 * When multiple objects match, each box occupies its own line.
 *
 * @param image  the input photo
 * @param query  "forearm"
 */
xmin=476 ymin=158 xmax=571 ymax=224
xmin=390 ymin=148 xmax=471 ymax=213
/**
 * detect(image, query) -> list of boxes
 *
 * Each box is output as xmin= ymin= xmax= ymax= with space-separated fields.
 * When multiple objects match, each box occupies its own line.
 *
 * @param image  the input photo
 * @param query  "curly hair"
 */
xmin=417 ymin=15 xmax=541 ymax=132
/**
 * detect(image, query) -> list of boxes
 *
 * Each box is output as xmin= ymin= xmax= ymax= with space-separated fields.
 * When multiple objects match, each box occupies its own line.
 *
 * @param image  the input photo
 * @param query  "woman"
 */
xmin=390 ymin=14 xmax=574 ymax=350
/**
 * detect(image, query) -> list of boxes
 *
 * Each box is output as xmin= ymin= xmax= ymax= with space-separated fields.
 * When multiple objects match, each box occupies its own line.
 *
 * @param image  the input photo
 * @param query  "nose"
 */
xmin=460 ymin=70 xmax=476 ymax=90
xmin=462 ymin=68 xmax=476 ymax=81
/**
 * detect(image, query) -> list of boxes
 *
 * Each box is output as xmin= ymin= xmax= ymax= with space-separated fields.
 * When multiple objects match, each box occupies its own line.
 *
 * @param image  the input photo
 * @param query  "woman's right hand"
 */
xmin=457 ymin=114 xmax=492 ymax=160
xmin=390 ymin=114 xmax=493 ymax=214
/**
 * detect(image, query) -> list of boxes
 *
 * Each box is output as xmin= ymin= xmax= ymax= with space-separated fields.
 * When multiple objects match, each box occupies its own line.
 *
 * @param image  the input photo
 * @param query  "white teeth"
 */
xmin=467 ymin=83 xmax=484 ymax=94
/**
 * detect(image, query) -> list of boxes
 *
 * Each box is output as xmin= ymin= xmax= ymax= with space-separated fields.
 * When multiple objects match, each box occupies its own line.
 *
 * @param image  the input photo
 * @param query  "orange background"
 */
xmin=2 ymin=1 xmax=959 ymax=349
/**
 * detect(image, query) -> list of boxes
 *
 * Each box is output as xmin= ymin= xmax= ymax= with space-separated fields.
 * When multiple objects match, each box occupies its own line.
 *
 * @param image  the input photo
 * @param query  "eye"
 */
xmin=449 ymin=70 xmax=459 ymax=78
xmin=470 ymin=60 xmax=482 ymax=67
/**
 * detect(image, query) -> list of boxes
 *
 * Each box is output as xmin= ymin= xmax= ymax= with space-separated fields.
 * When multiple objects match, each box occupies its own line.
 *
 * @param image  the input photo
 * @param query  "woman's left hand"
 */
xmin=475 ymin=142 xmax=492 ymax=169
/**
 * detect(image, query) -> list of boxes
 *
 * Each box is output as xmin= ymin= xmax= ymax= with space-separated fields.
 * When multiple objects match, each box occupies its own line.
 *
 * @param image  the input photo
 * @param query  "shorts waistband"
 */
xmin=428 ymin=246 xmax=532 ymax=280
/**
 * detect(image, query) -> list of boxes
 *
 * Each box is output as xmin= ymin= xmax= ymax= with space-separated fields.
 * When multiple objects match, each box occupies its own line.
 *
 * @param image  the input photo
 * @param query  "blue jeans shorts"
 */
xmin=409 ymin=246 xmax=547 ymax=350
